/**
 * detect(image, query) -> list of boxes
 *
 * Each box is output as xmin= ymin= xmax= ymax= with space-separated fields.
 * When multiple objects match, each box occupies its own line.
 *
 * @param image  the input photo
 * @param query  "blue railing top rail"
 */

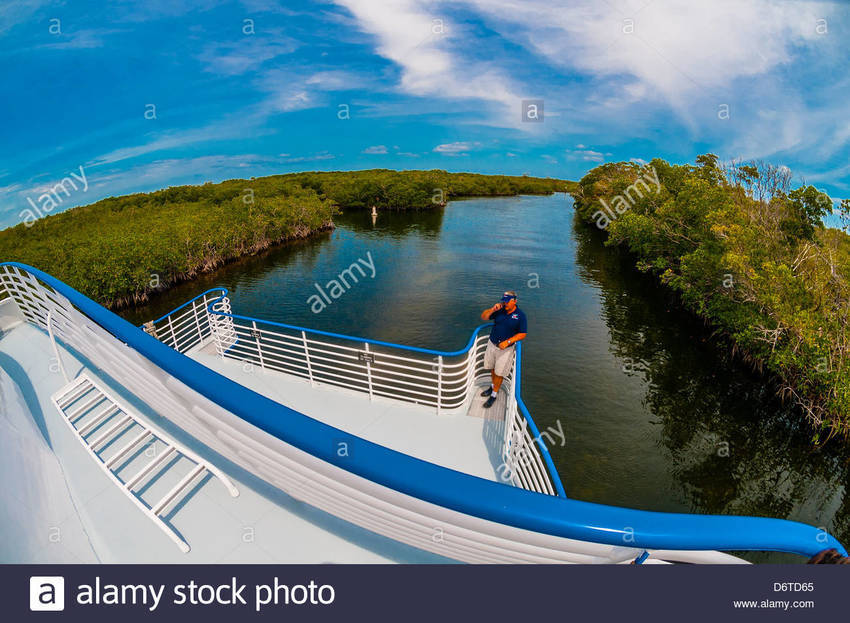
xmin=148 ymin=286 xmax=491 ymax=358
xmin=194 ymin=289 xmax=567 ymax=497
xmin=149 ymin=288 xmax=226 ymax=325
xmin=6 ymin=261 xmax=846 ymax=559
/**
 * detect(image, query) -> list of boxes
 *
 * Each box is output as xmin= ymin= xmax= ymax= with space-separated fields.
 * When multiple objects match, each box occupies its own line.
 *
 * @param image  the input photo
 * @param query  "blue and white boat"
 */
xmin=1 ymin=262 xmax=845 ymax=564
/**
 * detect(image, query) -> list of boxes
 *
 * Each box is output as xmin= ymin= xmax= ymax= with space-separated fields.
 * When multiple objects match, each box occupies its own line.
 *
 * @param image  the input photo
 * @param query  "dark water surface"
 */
xmin=122 ymin=194 xmax=850 ymax=562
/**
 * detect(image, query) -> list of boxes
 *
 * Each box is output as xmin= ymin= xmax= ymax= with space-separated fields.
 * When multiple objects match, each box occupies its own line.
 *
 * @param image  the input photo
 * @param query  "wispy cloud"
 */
xmin=87 ymin=120 xmax=255 ymax=168
xmin=362 ymin=145 xmax=388 ymax=154
xmin=281 ymin=152 xmax=336 ymax=163
xmin=0 ymin=0 xmax=51 ymax=35
xmin=0 ymin=182 xmax=24 ymax=195
xmin=38 ymin=28 xmax=123 ymax=50
xmin=566 ymin=147 xmax=606 ymax=163
xmin=255 ymin=68 xmax=368 ymax=115
xmin=434 ymin=141 xmax=479 ymax=155
xmin=85 ymin=65 xmax=357 ymax=169
xmin=336 ymin=0 xmax=849 ymax=161
xmin=333 ymin=0 xmax=526 ymax=127
xmin=198 ymin=31 xmax=299 ymax=75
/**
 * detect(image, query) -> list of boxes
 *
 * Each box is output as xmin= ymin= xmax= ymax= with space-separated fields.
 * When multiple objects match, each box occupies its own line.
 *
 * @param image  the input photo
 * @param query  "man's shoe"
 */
xmin=483 ymin=394 xmax=497 ymax=408
xmin=480 ymin=387 xmax=493 ymax=397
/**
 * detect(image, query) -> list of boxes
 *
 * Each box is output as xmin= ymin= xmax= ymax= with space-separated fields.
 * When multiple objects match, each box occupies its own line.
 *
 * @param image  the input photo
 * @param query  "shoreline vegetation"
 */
xmin=0 ymin=169 xmax=570 ymax=309
xmin=570 ymin=155 xmax=850 ymax=440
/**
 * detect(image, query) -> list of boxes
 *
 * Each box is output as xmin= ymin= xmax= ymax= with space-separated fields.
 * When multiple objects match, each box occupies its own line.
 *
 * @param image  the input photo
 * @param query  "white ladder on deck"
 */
xmin=51 ymin=373 xmax=239 ymax=553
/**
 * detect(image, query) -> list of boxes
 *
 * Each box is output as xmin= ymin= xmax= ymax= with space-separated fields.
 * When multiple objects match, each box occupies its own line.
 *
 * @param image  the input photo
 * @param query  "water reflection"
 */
xmin=335 ymin=205 xmax=446 ymax=239
xmin=571 ymin=214 xmax=850 ymax=558
xmin=120 ymin=231 xmax=335 ymax=325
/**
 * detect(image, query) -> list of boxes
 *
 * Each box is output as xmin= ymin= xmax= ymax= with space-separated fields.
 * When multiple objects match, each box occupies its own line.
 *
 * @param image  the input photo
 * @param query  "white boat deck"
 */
xmin=186 ymin=340 xmax=506 ymax=482
xmin=0 ymin=320 xmax=468 ymax=563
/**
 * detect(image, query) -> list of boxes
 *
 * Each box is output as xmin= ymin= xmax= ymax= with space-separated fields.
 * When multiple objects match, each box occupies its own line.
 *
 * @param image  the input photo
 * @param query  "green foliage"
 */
xmin=283 ymin=169 xmax=571 ymax=209
xmin=785 ymin=185 xmax=831 ymax=240
xmin=1 ymin=170 xmax=570 ymax=308
xmin=571 ymin=156 xmax=850 ymax=440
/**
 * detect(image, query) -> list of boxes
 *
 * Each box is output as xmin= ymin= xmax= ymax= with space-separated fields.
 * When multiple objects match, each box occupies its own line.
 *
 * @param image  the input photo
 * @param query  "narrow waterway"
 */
xmin=123 ymin=194 xmax=850 ymax=561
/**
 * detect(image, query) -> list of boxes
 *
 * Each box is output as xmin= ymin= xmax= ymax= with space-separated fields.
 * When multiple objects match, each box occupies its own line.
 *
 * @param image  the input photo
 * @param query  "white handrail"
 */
xmin=144 ymin=288 xmax=557 ymax=495
xmin=46 ymin=310 xmax=70 ymax=384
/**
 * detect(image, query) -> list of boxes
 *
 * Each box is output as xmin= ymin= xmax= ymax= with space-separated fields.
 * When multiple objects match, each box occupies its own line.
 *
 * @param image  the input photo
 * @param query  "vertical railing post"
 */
xmin=252 ymin=321 xmax=265 ymax=370
xmin=463 ymin=335 xmax=480 ymax=406
xmin=191 ymin=299 xmax=203 ymax=347
xmin=503 ymin=353 xmax=517 ymax=465
xmin=436 ymin=355 xmax=443 ymax=415
xmin=364 ymin=342 xmax=374 ymax=400
xmin=302 ymin=330 xmax=315 ymax=385
xmin=166 ymin=315 xmax=177 ymax=350
xmin=209 ymin=310 xmax=223 ymax=357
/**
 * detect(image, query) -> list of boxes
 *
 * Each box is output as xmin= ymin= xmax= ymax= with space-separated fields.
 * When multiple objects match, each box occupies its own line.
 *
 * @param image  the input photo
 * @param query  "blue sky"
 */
xmin=1 ymin=0 xmax=849 ymax=229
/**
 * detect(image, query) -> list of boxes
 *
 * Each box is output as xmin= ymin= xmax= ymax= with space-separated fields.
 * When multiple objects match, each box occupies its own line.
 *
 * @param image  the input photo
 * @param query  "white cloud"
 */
xmin=87 ymin=119 xmax=258 ymax=167
xmin=37 ymin=28 xmax=124 ymax=50
xmin=0 ymin=182 xmax=23 ymax=194
xmin=305 ymin=70 xmax=359 ymax=90
xmin=798 ymin=163 xmax=850 ymax=192
xmin=255 ymin=68 xmax=368 ymax=115
xmin=281 ymin=152 xmax=336 ymax=163
xmin=566 ymin=148 xmax=605 ymax=162
xmin=85 ymin=65 xmax=359 ymax=169
xmin=86 ymin=154 xmax=268 ymax=190
xmin=333 ymin=0 xmax=526 ymax=127
xmin=467 ymin=0 xmax=834 ymax=108
xmin=335 ymin=0 xmax=848 ymax=158
xmin=362 ymin=145 xmax=388 ymax=154
xmin=0 ymin=0 xmax=51 ymax=36
xmin=198 ymin=32 xmax=299 ymax=75
xmin=433 ymin=141 xmax=480 ymax=155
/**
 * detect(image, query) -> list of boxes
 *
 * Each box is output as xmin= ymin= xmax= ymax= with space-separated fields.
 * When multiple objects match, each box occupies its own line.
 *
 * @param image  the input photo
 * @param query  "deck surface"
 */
xmin=187 ymin=340 xmax=505 ymax=482
xmin=0 ymin=320 xmax=504 ymax=563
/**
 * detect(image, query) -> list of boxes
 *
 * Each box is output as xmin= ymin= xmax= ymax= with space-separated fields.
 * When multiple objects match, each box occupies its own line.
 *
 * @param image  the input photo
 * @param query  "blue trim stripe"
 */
xmin=194 ymin=289 xmax=567 ymax=497
xmin=5 ymin=261 xmax=846 ymax=559
xmin=149 ymin=287 xmax=490 ymax=357
xmin=149 ymin=288 xmax=226 ymax=325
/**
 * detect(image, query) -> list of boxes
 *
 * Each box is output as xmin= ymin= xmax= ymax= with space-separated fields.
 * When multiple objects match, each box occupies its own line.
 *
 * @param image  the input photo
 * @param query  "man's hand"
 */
xmin=498 ymin=339 xmax=511 ymax=349
xmin=481 ymin=302 xmax=503 ymax=321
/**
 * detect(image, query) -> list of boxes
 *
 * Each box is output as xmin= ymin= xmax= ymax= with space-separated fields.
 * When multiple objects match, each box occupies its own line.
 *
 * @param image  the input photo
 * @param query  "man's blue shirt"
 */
xmin=488 ymin=307 xmax=528 ymax=345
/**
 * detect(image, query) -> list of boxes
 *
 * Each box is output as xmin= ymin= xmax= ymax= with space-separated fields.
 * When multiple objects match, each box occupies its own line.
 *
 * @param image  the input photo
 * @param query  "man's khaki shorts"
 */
xmin=483 ymin=340 xmax=515 ymax=377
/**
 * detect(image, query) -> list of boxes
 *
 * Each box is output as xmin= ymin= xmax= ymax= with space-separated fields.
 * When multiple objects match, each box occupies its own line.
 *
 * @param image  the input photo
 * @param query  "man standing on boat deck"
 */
xmin=479 ymin=291 xmax=527 ymax=408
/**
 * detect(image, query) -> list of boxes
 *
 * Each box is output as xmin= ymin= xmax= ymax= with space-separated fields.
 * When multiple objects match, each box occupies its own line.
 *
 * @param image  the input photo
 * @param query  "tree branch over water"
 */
xmin=571 ymin=156 xmax=850 ymax=441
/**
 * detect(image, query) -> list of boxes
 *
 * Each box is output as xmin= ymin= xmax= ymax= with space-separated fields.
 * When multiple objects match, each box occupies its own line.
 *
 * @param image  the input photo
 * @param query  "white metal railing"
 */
xmin=5 ymin=263 xmax=829 ymax=562
xmin=149 ymin=295 xmax=492 ymax=416
xmin=142 ymin=289 xmax=225 ymax=353
xmin=502 ymin=356 xmax=556 ymax=495
xmin=144 ymin=289 xmax=560 ymax=495
xmin=0 ymin=264 xmax=578 ymax=561
xmin=207 ymin=319 xmax=490 ymax=415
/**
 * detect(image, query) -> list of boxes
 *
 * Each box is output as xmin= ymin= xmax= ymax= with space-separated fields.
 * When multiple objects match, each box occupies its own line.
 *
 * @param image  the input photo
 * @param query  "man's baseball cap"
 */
xmin=501 ymin=292 xmax=517 ymax=302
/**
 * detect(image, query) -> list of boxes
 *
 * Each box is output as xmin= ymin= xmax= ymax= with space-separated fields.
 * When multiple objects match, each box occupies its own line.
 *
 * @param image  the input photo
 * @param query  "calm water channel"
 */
xmin=122 ymin=194 xmax=850 ymax=562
